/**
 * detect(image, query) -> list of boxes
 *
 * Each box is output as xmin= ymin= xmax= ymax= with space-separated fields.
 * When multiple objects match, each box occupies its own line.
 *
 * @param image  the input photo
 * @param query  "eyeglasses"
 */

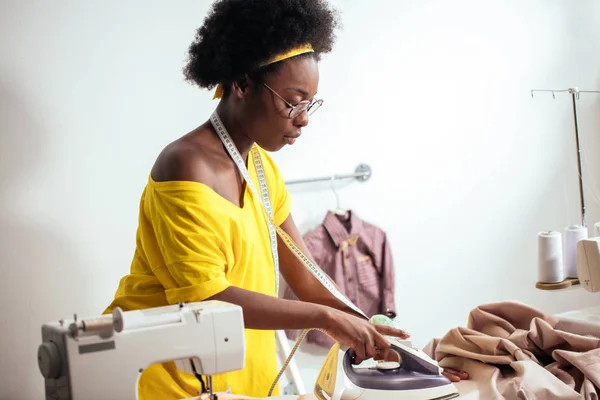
xmin=262 ymin=82 xmax=323 ymax=119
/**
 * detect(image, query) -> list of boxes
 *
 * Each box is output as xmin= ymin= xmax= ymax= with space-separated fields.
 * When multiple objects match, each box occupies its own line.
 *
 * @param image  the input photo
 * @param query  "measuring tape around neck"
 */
xmin=210 ymin=111 xmax=367 ymax=319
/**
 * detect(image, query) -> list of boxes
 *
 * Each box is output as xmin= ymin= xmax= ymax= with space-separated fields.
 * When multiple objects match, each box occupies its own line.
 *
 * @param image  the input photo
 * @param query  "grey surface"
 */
xmin=78 ymin=340 xmax=115 ymax=354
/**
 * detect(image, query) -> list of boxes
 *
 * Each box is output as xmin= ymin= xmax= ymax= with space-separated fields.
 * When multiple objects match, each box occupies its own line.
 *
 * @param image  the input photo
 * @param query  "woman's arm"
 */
xmin=209 ymin=285 xmax=408 ymax=363
xmin=210 ymin=285 xmax=330 ymax=330
xmin=274 ymin=214 xmax=469 ymax=381
xmin=277 ymin=213 xmax=365 ymax=319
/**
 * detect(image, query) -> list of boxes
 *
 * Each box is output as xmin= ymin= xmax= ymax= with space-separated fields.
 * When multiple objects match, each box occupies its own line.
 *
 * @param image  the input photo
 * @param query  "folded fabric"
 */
xmin=423 ymin=301 xmax=600 ymax=399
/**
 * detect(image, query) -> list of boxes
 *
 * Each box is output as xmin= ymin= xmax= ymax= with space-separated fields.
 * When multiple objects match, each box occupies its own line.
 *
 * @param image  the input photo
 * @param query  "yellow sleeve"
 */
xmin=143 ymin=186 xmax=232 ymax=304
xmin=258 ymin=147 xmax=292 ymax=225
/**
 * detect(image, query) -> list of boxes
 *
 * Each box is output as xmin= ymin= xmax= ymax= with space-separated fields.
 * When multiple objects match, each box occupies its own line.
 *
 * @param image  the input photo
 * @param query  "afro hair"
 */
xmin=183 ymin=0 xmax=340 ymax=94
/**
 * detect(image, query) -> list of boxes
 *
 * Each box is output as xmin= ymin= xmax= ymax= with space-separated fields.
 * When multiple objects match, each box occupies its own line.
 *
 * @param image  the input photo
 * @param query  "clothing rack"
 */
xmin=531 ymin=87 xmax=600 ymax=228
xmin=285 ymin=163 xmax=372 ymax=185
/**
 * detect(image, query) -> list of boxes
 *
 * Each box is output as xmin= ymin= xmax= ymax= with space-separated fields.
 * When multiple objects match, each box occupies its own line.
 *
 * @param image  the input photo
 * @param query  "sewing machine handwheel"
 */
xmin=38 ymin=341 xmax=62 ymax=379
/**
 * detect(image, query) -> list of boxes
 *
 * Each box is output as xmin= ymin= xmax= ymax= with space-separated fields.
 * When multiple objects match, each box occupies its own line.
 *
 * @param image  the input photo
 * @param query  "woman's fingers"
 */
xmin=373 ymin=331 xmax=392 ymax=358
xmin=451 ymin=370 xmax=469 ymax=380
xmin=353 ymin=326 xmax=388 ymax=364
xmin=442 ymin=371 xmax=461 ymax=382
xmin=352 ymin=338 xmax=367 ymax=364
xmin=339 ymin=315 xmax=411 ymax=366
xmin=442 ymin=368 xmax=470 ymax=381
xmin=365 ymin=340 xmax=378 ymax=360
xmin=374 ymin=324 xmax=410 ymax=339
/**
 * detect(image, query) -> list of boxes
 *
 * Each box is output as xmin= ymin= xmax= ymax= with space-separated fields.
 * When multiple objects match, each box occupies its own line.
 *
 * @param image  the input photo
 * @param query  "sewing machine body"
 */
xmin=37 ymin=301 xmax=245 ymax=400
xmin=577 ymin=237 xmax=600 ymax=292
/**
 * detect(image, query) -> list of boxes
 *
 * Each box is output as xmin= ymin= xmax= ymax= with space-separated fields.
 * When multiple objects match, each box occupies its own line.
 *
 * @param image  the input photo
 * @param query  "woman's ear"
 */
xmin=232 ymin=76 xmax=250 ymax=99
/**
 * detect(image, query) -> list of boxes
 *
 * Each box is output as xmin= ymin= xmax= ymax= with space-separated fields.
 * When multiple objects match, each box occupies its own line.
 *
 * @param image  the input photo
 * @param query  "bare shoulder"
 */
xmin=150 ymin=125 xmax=222 ymax=186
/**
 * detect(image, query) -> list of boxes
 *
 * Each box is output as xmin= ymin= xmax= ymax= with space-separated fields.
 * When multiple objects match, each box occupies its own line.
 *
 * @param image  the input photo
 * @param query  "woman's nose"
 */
xmin=293 ymin=110 xmax=309 ymax=127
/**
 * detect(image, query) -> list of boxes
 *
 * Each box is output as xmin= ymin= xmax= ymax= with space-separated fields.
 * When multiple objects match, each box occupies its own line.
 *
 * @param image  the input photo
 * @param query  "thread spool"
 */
xmin=594 ymin=222 xmax=600 ymax=237
xmin=82 ymin=315 xmax=115 ymax=334
xmin=69 ymin=314 xmax=115 ymax=338
xmin=538 ymin=231 xmax=564 ymax=283
xmin=564 ymin=225 xmax=588 ymax=278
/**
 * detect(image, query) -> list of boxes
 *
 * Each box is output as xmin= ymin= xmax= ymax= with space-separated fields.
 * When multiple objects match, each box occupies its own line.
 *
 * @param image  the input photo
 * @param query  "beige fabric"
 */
xmin=423 ymin=301 xmax=600 ymax=399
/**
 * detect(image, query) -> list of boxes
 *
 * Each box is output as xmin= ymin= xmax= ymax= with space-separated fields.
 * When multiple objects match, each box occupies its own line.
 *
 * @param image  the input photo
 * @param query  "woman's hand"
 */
xmin=442 ymin=368 xmax=469 ymax=382
xmin=323 ymin=308 xmax=410 ymax=364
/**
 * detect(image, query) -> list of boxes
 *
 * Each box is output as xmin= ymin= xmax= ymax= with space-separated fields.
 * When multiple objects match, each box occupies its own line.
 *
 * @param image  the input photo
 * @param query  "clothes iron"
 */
xmin=314 ymin=337 xmax=459 ymax=400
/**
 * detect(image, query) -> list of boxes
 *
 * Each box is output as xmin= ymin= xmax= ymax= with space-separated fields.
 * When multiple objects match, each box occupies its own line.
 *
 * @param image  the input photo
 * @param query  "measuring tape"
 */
xmin=210 ymin=111 xmax=367 ymax=319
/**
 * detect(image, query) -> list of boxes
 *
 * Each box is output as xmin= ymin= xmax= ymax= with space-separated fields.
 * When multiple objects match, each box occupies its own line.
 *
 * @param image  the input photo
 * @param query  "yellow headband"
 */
xmin=212 ymin=43 xmax=314 ymax=99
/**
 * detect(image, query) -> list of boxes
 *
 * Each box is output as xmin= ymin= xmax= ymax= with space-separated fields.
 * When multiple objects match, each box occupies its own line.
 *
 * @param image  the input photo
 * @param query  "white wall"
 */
xmin=1 ymin=1 xmax=599 ymax=398
xmin=276 ymin=0 xmax=600 ymax=389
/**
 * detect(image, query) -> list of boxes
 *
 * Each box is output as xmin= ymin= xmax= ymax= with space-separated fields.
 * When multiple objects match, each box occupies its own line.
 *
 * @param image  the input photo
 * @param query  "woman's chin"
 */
xmin=258 ymin=141 xmax=287 ymax=152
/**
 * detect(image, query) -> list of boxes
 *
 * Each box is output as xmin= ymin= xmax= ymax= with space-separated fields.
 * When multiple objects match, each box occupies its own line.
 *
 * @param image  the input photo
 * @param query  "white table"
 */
xmin=556 ymin=304 xmax=600 ymax=324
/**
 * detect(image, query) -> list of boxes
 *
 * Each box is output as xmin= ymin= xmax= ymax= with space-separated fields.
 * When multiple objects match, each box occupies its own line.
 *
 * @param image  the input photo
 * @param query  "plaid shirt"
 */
xmin=283 ymin=210 xmax=397 ymax=348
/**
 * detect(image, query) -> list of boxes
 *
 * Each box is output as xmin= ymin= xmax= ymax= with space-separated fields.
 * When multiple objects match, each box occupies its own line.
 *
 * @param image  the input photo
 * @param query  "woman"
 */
xmin=105 ymin=0 xmax=467 ymax=398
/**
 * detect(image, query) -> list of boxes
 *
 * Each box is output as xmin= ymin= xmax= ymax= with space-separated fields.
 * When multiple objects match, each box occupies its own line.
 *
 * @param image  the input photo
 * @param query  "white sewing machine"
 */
xmin=577 ymin=237 xmax=600 ymax=292
xmin=37 ymin=301 xmax=245 ymax=400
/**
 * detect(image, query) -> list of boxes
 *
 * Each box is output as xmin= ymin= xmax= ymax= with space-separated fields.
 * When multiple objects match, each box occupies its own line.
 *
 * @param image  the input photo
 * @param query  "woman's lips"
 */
xmin=285 ymin=134 xmax=300 ymax=145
